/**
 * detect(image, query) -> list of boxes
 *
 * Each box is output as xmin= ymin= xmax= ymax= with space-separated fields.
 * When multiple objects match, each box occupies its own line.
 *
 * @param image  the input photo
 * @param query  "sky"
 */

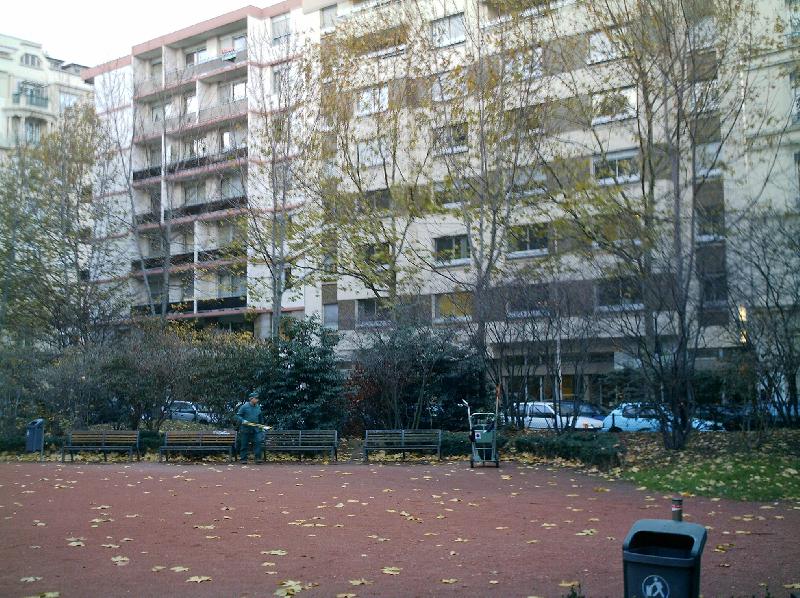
xmin=2 ymin=0 xmax=274 ymax=67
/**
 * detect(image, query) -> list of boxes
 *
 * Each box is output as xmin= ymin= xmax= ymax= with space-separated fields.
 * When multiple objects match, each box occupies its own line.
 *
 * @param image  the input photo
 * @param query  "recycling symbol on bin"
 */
xmin=642 ymin=575 xmax=669 ymax=598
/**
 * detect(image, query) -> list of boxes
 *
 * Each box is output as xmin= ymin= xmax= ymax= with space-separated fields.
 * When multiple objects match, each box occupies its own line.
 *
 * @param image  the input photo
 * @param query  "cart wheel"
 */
xmin=470 ymin=456 xmax=474 ymax=468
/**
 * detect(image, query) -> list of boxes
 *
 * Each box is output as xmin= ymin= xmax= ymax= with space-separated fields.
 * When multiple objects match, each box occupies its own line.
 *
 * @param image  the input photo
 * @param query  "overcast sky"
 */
xmin=3 ymin=1 xmax=274 ymax=67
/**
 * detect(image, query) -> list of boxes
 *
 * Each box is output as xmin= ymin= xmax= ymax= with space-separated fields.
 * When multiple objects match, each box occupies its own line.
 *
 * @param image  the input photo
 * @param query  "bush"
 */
xmin=512 ymin=432 xmax=624 ymax=469
xmin=440 ymin=430 xmax=509 ymax=457
xmin=138 ymin=430 xmax=162 ymax=453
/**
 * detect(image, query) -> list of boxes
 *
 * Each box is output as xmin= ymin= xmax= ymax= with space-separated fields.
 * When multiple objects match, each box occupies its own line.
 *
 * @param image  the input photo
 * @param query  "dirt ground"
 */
xmin=0 ymin=458 xmax=798 ymax=597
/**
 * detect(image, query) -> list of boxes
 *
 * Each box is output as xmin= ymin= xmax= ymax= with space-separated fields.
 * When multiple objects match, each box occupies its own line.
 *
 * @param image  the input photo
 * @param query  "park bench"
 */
xmin=363 ymin=429 xmax=442 ymax=462
xmin=159 ymin=430 xmax=237 ymax=462
xmin=262 ymin=429 xmax=338 ymax=461
xmin=61 ymin=430 xmax=141 ymax=462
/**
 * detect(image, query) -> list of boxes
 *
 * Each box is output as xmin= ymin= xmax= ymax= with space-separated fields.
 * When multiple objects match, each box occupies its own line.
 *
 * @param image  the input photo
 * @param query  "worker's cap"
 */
xmin=248 ymin=391 xmax=260 ymax=399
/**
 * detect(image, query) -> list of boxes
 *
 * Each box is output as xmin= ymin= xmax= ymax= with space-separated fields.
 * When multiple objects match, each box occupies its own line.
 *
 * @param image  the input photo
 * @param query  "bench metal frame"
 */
xmin=262 ymin=429 xmax=338 ymax=461
xmin=61 ymin=431 xmax=141 ymax=462
xmin=363 ymin=429 xmax=442 ymax=462
xmin=159 ymin=431 xmax=237 ymax=462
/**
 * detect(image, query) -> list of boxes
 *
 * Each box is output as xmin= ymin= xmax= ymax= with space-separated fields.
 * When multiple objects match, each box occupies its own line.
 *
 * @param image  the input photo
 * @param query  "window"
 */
xmin=694 ymin=142 xmax=722 ymax=178
xmin=507 ymin=47 xmax=543 ymax=81
xmin=274 ymin=162 xmax=293 ymax=193
xmin=272 ymin=65 xmax=289 ymax=98
xmin=185 ymin=137 xmax=208 ymax=158
xmin=356 ymin=85 xmax=388 ymax=116
xmin=365 ymin=188 xmax=391 ymax=210
xmin=433 ymin=179 xmax=469 ymax=208
xmin=435 ymin=292 xmax=473 ymax=321
xmin=593 ymin=150 xmax=640 ymax=185
xmin=272 ymin=13 xmax=292 ymax=45
xmin=320 ymin=5 xmax=337 ymax=31
xmin=219 ymin=220 xmax=245 ymax=245
xmin=233 ymin=35 xmax=247 ymax=53
xmin=185 ymin=47 xmax=209 ymax=66
xmin=431 ymin=13 xmax=466 ymax=48
xmin=508 ymin=224 xmax=548 ymax=256
xmin=792 ymin=73 xmax=800 ymax=124
xmin=591 ymin=87 xmax=637 ymax=125
xmin=221 ymin=174 xmax=245 ymax=198
xmin=695 ymin=181 xmax=725 ymax=240
xmin=596 ymin=277 xmax=643 ymax=311
xmin=184 ymin=93 xmax=197 ymax=114
xmin=150 ymin=60 xmax=163 ymax=79
xmin=220 ymin=129 xmax=242 ymax=152
xmin=434 ymin=123 xmax=468 ymax=155
xmin=588 ymin=31 xmax=619 ymax=64
xmin=231 ymin=80 xmax=247 ymax=102
xmin=689 ymin=17 xmax=716 ymax=50
xmin=357 ymin=297 xmax=390 ymax=325
xmin=511 ymin=165 xmax=547 ymax=196
xmin=151 ymin=101 xmax=174 ymax=122
xmin=700 ymin=272 xmax=727 ymax=306
xmin=356 ymin=137 xmax=387 ymax=168
xmin=21 ymin=53 xmax=41 ymax=68
xmin=174 ymin=274 xmax=193 ymax=302
xmin=59 ymin=92 xmax=78 ymax=112
xmin=218 ymin=271 xmax=247 ymax=298
xmin=184 ymin=180 xmax=206 ymax=205
xmin=690 ymin=79 xmax=720 ymax=113
xmin=323 ymin=302 xmax=339 ymax=329
xmin=507 ymin=284 xmax=549 ymax=317
xmin=24 ymin=119 xmax=42 ymax=145
xmin=362 ymin=242 xmax=391 ymax=268
xmin=432 ymin=71 xmax=466 ymax=102
xmin=172 ymin=229 xmax=194 ymax=253
xmin=434 ymin=234 xmax=470 ymax=264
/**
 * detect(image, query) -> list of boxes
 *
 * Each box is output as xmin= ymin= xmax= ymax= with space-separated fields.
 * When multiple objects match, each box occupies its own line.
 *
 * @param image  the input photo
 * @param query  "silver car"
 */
xmin=515 ymin=402 xmax=604 ymax=430
xmin=165 ymin=401 xmax=213 ymax=424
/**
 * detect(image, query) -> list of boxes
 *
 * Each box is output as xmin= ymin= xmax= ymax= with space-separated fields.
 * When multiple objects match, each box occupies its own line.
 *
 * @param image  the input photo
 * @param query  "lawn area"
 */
xmin=614 ymin=430 xmax=800 ymax=501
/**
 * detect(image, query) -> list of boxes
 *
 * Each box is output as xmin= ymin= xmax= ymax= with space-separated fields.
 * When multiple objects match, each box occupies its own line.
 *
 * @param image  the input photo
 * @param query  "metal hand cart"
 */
xmin=463 ymin=400 xmax=499 ymax=468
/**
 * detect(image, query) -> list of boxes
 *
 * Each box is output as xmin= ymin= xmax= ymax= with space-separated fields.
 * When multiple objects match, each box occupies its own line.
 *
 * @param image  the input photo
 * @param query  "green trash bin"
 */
xmin=622 ymin=519 xmax=707 ymax=598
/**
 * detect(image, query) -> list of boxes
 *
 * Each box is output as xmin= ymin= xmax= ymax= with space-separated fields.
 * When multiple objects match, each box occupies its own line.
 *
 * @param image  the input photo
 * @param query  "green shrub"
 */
xmin=0 ymin=436 xmax=25 ymax=452
xmin=440 ymin=430 xmax=509 ymax=457
xmin=139 ymin=430 xmax=162 ymax=452
xmin=512 ymin=432 xmax=624 ymax=469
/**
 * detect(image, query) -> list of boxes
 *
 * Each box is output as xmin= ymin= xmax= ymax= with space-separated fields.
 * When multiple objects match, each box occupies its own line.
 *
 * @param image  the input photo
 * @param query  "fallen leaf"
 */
xmin=111 ymin=556 xmax=130 ymax=566
xmin=151 ymin=566 xmax=166 ymax=572
xmin=441 ymin=578 xmax=458 ymax=584
xmin=20 ymin=576 xmax=43 ymax=583
xmin=382 ymin=566 xmax=402 ymax=575
xmin=784 ymin=583 xmax=800 ymax=589
xmin=558 ymin=581 xmax=580 ymax=588
xmin=349 ymin=579 xmax=373 ymax=586
xmin=263 ymin=549 xmax=288 ymax=556
xmin=336 ymin=594 xmax=357 ymax=598
xmin=170 ymin=566 xmax=190 ymax=572
xmin=186 ymin=576 xmax=212 ymax=583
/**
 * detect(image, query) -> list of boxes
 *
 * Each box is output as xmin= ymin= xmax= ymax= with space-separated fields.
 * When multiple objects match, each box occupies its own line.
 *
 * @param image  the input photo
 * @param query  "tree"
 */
xmin=728 ymin=210 xmax=800 ymax=426
xmin=538 ymin=0 xmax=785 ymax=448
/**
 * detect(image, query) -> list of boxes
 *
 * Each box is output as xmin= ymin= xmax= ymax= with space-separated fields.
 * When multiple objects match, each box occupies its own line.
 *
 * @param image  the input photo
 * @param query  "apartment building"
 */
xmin=84 ymin=0 xmax=798 ymax=403
xmin=0 ymin=33 xmax=92 ymax=152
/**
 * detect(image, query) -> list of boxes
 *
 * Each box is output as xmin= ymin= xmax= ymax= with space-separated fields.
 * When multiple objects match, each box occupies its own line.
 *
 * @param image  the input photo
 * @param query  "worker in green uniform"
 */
xmin=236 ymin=391 xmax=264 ymax=463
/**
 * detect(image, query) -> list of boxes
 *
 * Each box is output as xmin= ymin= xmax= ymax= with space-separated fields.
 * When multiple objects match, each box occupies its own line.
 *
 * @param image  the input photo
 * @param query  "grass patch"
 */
xmin=616 ymin=430 xmax=800 ymax=501
xmin=624 ymin=454 xmax=800 ymax=501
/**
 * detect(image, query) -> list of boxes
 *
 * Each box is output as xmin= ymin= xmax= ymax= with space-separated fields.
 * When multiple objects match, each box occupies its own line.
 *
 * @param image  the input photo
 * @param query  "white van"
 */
xmin=512 ymin=401 xmax=603 ymax=430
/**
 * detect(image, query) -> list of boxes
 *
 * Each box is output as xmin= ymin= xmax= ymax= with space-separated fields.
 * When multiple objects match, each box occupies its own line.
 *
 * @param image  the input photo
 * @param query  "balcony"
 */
xmin=165 ymin=48 xmax=248 ymax=88
xmin=178 ymin=194 xmax=248 ymax=217
xmin=133 ymin=164 xmax=162 ymax=181
xmin=166 ymin=146 xmax=247 ymax=174
xmin=12 ymin=92 xmax=49 ymax=108
xmin=198 ymin=98 xmax=248 ymax=126
xmin=197 ymin=246 xmax=246 ymax=263
xmin=131 ymin=300 xmax=194 ymax=316
xmin=133 ymin=210 xmax=159 ymax=226
xmin=197 ymin=295 xmax=247 ymax=312
xmin=131 ymin=251 xmax=194 ymax=272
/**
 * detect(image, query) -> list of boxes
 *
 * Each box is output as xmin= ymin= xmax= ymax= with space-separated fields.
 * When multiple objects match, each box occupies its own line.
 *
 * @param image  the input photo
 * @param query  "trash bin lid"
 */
xmin=623 ymin=519 xmax=707 ymax=559
xmin=28 ymin=418 xmax=44 ymax=426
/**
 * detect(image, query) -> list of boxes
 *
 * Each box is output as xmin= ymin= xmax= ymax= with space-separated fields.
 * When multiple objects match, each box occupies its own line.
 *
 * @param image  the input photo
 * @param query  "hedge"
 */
xmin=512 ymin=432 xmax=623 ymax=469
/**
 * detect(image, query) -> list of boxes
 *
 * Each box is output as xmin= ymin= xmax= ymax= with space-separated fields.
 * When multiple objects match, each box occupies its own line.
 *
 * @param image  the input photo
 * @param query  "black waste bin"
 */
xmin=622 ymin=519 xmax=707 ymax=598
xmin=25 ymin=418 xmax=45 ymax=453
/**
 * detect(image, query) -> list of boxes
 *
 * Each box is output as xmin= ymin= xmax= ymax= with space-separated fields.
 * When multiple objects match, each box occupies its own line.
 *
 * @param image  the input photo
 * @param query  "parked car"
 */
xmin=557 ymin=400 xmax=609 ymax=421
xmin=512 ymin=401 xmax=604 ymax=431
xmin=602 ymin=403 xmax=719 ymax=432
xmin=164 ymin=401 xmax=214 ymax=424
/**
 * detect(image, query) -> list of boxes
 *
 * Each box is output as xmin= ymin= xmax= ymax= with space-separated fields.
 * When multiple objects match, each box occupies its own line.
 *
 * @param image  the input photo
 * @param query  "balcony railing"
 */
xmin=179 ymin=194 xmax=248 ymax=217
xmin=165 ymin=48 xmax=248 ymax=87
xmin=197 ymin=295 xmax=247 ymax=312
xmin=198 ymin=98 xmax=248 ymax=125
xmin=131 ymin=300 xmax=194 ymax=316
xmin=131 ymin=251 xmax=194 ymax=271
xmin=165 ymin=146 xmax=248 ymax=175
xmin=132 ymin=164 xmax=162 ymax=181
xmin=197 ymin=246 xmax=246 ymax=263
xmin=12 ymin=93 xmax=49 ymax=108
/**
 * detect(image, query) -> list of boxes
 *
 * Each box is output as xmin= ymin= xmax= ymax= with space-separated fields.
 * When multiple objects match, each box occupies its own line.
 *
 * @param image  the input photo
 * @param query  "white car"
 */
xmin=514 ymin=402 xmax=604 ymax=431
xmin=164 ymin=401 xmax=214 ymax=424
